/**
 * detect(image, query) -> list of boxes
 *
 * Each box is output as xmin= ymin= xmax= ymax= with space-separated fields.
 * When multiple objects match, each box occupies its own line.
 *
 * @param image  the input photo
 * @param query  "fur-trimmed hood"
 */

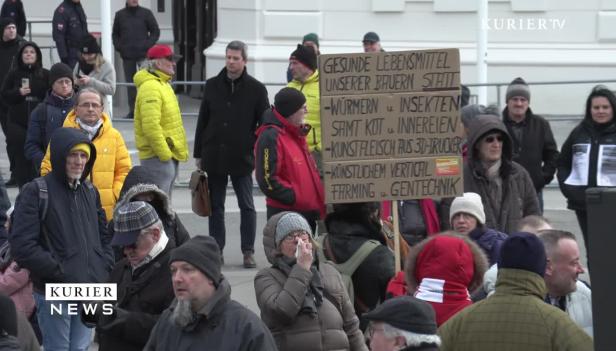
xmin=114 ymin=183 xmax=175 ymax=222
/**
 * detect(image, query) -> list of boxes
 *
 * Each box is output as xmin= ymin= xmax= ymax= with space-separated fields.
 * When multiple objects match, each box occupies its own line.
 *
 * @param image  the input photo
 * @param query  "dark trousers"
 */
xmin=537 ymin=190 xmax=544 ymax=215
xmin=208 ymin=173 xmax=256 ymax=254
xmin=0 ymin=110 xmax=15 ymax=175
xmin=575 ymin=209 xmax=589 ymax=254
xmin=122 ymin=58 xmax=140 ymax=118
xmin=266 ymin=206 xmax=320 ymax=235
xmin=6 ymin=122 xmax=34 ymax=186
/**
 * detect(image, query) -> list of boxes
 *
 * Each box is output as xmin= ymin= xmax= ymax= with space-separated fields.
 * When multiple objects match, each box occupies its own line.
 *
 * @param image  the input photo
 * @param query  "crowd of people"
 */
xmin=0 ymin=1 xmax=607 ymax=350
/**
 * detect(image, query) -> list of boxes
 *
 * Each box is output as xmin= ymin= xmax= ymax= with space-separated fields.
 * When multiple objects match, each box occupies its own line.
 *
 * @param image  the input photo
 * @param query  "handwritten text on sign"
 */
xmin=323 ymin=157 xmax=463 ymax=203
xmin=321 ymin=91 xmax=463 ymax=162
xmin=320 ymin=49 xmax=460 ymax=96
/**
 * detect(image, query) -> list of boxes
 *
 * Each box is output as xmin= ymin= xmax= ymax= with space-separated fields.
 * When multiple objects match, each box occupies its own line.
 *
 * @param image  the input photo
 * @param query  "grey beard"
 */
xmin=171 ymin=299 xmax=194 ymax=328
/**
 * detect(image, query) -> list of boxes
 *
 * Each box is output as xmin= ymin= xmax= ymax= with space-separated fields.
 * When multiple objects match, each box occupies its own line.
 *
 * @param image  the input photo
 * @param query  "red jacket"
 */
xmin=255 ymin=108 xmax=325 ymax=216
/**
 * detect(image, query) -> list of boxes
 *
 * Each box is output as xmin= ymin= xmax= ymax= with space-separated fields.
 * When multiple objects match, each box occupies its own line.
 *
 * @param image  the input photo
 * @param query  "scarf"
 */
xmin=77 ymin=118 xmax=103 ymax=140
xmin=132 ymin=230 xmax=169 ymax=271
xmin=274 ymin=256 xmax=324 ymax=316
xmin=79 ymin=60 xmax=94 ymax=75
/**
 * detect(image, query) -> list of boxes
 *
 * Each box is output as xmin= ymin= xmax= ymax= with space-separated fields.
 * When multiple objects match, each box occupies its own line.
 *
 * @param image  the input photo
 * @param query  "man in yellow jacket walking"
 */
xmin=133 ymin=44 xmax=188 ymax=198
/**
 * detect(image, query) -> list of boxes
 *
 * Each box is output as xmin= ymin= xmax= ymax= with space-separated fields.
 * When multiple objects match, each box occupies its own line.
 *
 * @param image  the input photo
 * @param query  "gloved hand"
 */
xmin=98 ymin=306 xmax=130 ymax=332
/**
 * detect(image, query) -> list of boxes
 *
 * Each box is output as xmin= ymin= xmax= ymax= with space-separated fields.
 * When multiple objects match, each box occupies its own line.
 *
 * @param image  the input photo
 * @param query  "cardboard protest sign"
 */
xmin=319 ymin=48 xmax=463 ymax=204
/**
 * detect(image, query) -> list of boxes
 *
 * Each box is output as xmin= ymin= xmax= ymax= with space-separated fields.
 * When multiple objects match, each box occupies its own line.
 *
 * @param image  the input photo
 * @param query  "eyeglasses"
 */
xmin=367 ymin=324 xmax=385 ymax=338
xmin=483 ymin=135 xmax=503 ymax=144
xmin=283 ymin=231 xmax=310 ymax=242
xmin=78 ymin=102 xmax=102 ymax=109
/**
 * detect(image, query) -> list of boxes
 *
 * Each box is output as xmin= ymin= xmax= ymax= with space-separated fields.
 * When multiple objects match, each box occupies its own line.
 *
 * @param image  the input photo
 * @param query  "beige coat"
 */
xmin=254 ymin=212 xmax=367 ymax=351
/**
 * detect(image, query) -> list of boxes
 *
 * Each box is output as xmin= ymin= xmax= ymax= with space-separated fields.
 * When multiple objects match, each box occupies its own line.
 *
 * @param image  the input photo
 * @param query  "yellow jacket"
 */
xmin=41 ymin=111 xmax=132 ymax=220
xmin=288 ymin=70 xmax=320 ymax=152
xmin=133 ymin=68 xmax=188 ymax=162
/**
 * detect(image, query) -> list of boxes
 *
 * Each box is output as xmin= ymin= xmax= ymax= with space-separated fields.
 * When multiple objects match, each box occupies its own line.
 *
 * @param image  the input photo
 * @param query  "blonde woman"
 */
xmin=74 ymin=34 xmax=116 ymax=111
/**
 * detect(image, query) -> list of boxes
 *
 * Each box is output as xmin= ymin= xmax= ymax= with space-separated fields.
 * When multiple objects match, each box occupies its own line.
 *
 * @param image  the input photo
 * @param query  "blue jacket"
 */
xmin=24 ymin=91 xmax=75 ymax=168
xmin=469 ymin=227 xmax=507 ymax=266
xmin=10 ymin=128 xmax=114 ymax=292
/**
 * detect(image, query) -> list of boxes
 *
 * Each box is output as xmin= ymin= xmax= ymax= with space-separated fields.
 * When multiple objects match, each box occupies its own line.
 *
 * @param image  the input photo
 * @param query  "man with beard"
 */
xmin=144 ymin=236 xmax=277 ymax=350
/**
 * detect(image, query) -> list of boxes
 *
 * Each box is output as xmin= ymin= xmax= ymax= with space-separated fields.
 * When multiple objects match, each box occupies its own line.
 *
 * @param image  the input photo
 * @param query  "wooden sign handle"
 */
xmin=392 ymin=202 xmax=401 ymax=273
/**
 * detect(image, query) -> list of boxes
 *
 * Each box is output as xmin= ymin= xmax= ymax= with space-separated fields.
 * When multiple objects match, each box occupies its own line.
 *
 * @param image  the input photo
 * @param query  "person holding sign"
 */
xmin=463 ymin=115 xmax=539 ymax=234
xmin=255 ymin=87 xmax=325 ymax=232
xmin=557 ymin=85 xmax=616 ymax=255
xmin=287 ymin=44 xmax=323 ymax=173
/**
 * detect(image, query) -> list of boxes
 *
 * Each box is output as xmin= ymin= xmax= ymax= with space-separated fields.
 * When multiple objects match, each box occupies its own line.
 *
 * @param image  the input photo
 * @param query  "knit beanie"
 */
xmin=302 ymin=33 xmax=319 ymax=47
xmin=80 ymin=34 xmax=101 ymax=54
xmin=0 ymin=293 xmax=17 ymax=337
xmin=275 ymin=212 xmax=313 ymax=247
xmin=0 ymin=17 xmax=15 ymax=32
xmin=363 ymin=295 xmax=437 ymax=334
xmin=70 ymin=143 xmax=91 ymax=160
xmin=498 ymin=232 xmax=546 ymax=277
xmin=274 ymin=87 xmax=306 ymax=118
xmin=49 ymin=62 xmax=74 ymax=85
xmin=170 ymin=236 xmax=222 ymax=285
xmin=290 ymin=44 xmax=317 ymax=71
xmin=506 ymin=77 xmax=531 ymax=102
xmin=449 ymin=192 xmax=486 ymax=225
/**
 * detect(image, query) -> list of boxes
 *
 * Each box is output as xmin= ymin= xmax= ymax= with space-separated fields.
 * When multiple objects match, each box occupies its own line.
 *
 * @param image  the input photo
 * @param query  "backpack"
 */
xmin=316 ymin=233 xmax=380 ymax=304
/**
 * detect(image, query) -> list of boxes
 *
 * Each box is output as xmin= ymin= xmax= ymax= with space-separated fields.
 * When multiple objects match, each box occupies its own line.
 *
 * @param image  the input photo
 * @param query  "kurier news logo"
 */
xmin=45 ymin=283 xmax=117 ymax=316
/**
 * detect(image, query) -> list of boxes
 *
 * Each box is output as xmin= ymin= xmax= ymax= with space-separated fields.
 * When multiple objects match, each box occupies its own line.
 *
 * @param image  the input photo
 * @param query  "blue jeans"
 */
xmin=208 ymin=173 xmax=256 ymax=253
xmin=33 ymin=293 xmax=92 ymax=351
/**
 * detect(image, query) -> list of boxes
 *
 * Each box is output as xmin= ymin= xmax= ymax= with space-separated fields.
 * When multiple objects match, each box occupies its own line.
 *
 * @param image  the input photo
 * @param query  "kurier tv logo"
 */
xmin=45 ymin=283 xmax=117 ymax=316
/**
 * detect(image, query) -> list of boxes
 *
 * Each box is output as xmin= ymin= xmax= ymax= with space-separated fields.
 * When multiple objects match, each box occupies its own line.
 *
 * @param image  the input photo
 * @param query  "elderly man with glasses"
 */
xmin=40 ymin=87 xmax=131 ymax=220
xmin=79 ymin=201 xmax=176 ymax=351
xmin=462 ymin=114 xmax=539 ymax=234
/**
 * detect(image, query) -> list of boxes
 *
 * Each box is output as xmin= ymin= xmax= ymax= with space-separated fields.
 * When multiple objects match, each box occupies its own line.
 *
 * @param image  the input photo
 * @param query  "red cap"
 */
xmin=147 ymin=44 xmax=181 ymax=60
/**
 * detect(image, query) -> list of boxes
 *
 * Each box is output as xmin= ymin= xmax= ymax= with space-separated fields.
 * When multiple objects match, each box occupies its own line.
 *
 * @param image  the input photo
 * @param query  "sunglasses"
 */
xmin=483 ymin=135 xmax=504 ymax=143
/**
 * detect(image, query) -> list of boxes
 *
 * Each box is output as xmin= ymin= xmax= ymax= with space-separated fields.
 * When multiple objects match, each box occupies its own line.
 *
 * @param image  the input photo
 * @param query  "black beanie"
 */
xmin=170 ymin=236 xmax=222 ymax=286
xmin=0 ymin=293 xmax=17 ymax=337
xmin=290 ymin=44 xmax=317 ymax=71
xmin=0 ymin=17 xmax=15 ymax=32
xmin=274 ymin=87 xmax=306 ymax=118
xmin=506 ymin=77 xmax=531 ymax=102
xmin=498 ymin=232 xmax=546 ymax=277
xmin=49 ymin=62 xmax=74 ymax=85
xmin=80 ymin=34 xmax=101 ymax=54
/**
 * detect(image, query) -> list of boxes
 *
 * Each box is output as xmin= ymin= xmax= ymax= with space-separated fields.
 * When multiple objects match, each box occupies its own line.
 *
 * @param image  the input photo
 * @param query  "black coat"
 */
xmin=0 ymin=36 xmax=24 ymax=101
xmin=557 ymin=118 xmax=616 ymax=211
xmin=194 ymin=67 xmax=270 ymax=176
xmin=144 ymin=278 xmax=277 ymax=351
xmin=52 ymin=0 xmax=88 ymax=66
xmin=323 ymin=213 xmax=395 ymax=318
xmin=0 ymin=0 xmax=26 ymax=37
xmin=9 ymin=128 xmax=114 ymax=292
xmin=97 ymin=240 xmax=176 ymax=351
xmin=112 ymin=5 xmax=160 ymax=60
xmin=1 ymin=42 xmax=48 ymax=130
xmin=503 ymin=107 xmax=559 ymax=191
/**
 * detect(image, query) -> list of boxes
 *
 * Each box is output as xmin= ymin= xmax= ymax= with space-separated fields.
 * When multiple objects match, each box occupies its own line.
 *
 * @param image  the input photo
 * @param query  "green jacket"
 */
xmin=288 ymin=70 xmax=320 ymax=152
xmin=133 ymin=68 xmax=188 ymax=162
xmin=438 ymin=269 xmax=593 ymax=351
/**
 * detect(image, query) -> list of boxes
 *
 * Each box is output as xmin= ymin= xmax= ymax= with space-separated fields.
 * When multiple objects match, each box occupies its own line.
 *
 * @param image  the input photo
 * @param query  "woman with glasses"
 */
xmin=463 ymin=115 xmax=539 ymax=234
xmin=40 ymin=87 xmax=131 ymax=220
xmin=0 ymin=41 xmax=49 ymax=188
xmin=557 ymin=86 xmax=616 ymax=255
xmin=254 ymin=212 xmax=368 ymax=351
xmin=73 ymin=34 xmax=116 ymax=112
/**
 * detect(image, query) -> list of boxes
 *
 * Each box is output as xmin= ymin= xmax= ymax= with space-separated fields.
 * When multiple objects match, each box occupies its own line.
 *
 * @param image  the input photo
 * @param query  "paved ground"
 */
xmin=0 ymin=94 xmax=589 ymax=349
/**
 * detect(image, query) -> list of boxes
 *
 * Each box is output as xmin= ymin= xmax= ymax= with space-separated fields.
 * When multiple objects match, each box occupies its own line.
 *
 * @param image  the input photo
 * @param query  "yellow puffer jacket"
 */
xmin=288 ymin=70 xmax=320 ymax=152
xmin=133 ymin=68 xmax=188 ymax=162
xmin=41 ymin=111 xmax=132 ymax=220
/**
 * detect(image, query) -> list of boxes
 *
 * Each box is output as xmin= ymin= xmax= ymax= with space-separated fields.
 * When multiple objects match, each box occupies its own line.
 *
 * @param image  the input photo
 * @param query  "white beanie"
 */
xmin=275 ymin=212 xmax=313 ymax=247
xmin=449 ymin=192 xmax=486 ymax=225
